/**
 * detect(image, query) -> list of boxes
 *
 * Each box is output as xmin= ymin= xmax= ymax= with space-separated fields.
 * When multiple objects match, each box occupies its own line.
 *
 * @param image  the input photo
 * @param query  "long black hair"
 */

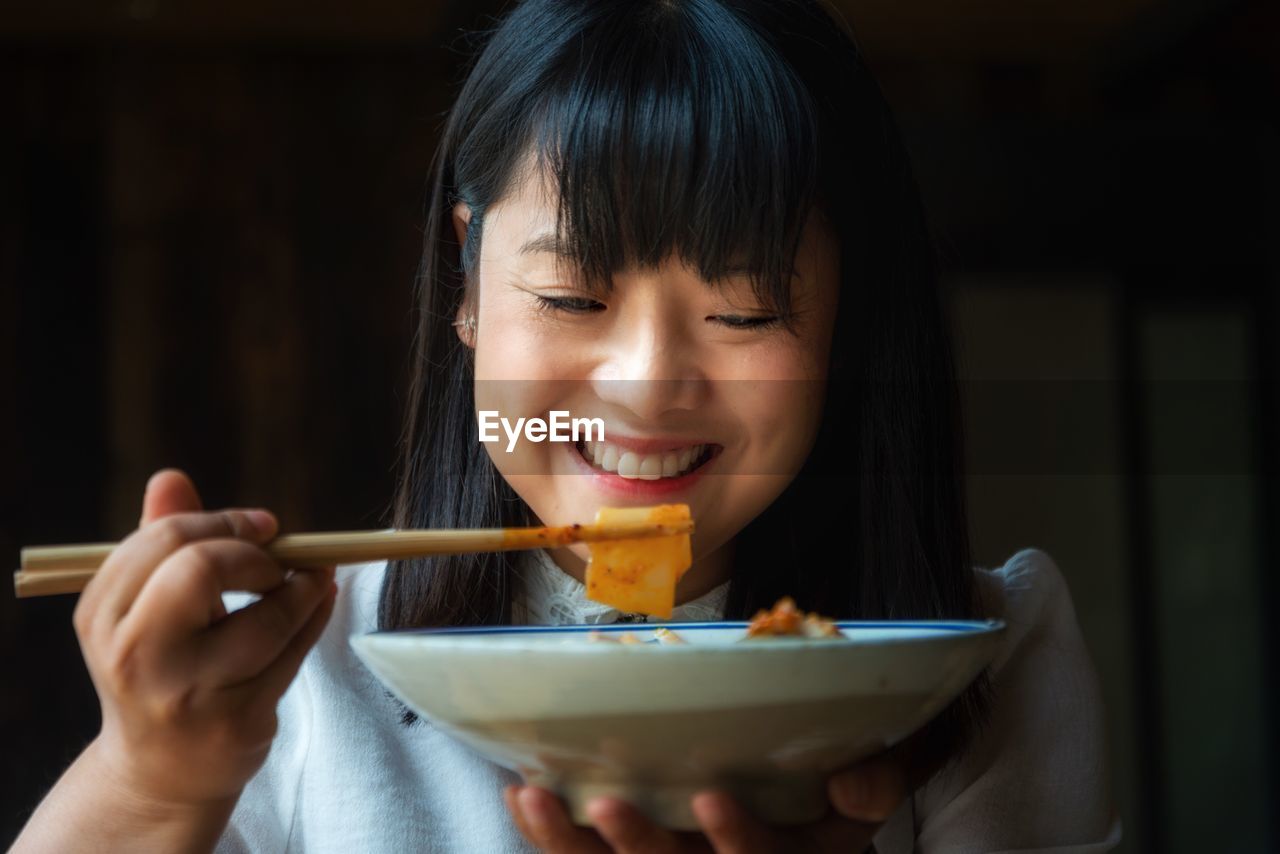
xmin=381 ymin=0 xmax=986 ymax=765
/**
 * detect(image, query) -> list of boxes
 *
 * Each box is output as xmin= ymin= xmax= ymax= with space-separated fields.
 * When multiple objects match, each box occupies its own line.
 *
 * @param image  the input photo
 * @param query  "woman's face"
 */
xmin=455 ymin=167 xmax=840 ymax=596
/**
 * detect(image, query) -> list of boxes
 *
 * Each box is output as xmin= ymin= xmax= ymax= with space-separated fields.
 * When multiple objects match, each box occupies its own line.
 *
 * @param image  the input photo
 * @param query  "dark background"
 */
xmin=2 ymin=1 xmax=1277 ymax=851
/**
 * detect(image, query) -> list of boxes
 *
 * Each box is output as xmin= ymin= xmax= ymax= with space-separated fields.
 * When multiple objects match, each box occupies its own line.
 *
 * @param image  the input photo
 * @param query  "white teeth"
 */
xmin=579 ymin=439 xmax=709 ymax=479
xmin=638 ymin=456 xmax=663 ymax=480
xmin=662 ymin=453 xmax=679 ymax=477
xmin=616 ymin=452 xmax=642 ymax=479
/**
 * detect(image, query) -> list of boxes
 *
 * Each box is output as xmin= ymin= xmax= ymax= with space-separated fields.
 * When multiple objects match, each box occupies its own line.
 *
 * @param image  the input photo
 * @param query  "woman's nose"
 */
xmin=590 ymin=317 xmax=708 ymax=421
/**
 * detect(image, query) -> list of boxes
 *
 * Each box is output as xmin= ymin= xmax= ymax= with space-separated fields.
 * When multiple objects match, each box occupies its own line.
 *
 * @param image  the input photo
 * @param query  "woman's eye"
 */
xmin=534 ymin=295 xmax=605 ymax=314
xmin=709 ymin=314 xmax=781 ymax=330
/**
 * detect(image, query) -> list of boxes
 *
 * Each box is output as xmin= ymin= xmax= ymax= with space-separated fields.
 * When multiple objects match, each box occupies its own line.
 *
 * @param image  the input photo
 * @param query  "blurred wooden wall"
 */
xmin=96 ymin=50 xmax=438 ymax=535
xmin=1 ymin=46 xmax=453 ymax=839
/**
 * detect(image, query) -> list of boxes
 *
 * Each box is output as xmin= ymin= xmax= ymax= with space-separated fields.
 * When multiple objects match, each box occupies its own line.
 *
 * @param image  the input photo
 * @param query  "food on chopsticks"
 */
xmin=16 ymin=511 xmax=700 ymax=599
xmin=744 ymin=596 xmax=842 ymax=639
xmin=577 ymin=506 xmax=842 ymax=635
xmin=584 ymin=505 xmax=692 ymax=619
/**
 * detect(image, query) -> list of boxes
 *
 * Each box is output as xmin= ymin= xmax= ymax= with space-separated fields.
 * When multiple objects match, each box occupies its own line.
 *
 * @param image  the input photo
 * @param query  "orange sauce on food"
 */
xmin=584 ymin=505 xmax=693 ymax=619
xmin=744 ymin=596 xmax=841 ymax=638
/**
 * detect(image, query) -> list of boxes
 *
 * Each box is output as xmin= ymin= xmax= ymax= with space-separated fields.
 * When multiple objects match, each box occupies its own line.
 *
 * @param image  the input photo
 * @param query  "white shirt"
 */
xmin=215 ymin=548 xmax=1121 ymax=853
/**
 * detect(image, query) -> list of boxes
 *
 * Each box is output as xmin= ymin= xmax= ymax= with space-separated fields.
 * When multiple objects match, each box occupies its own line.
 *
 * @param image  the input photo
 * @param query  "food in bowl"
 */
xmin=585 ymin=626 xmax=686 ymax=645
xmin=745 ymin=596 xmax=842 ymax=639
xmin=585 ymin=600 xmax=845 ymax=644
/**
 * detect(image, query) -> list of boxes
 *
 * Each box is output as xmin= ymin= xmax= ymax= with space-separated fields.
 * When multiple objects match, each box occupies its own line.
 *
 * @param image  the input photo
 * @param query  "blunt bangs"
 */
xmin=514 ymin=0 xmax=820 ymax=313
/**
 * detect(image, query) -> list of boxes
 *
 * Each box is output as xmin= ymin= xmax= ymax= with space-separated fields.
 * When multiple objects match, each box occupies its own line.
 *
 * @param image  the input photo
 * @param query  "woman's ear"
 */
xmin=454 ymin=302 xmax=477 ymax=349
xmin=452 ymin=202 xmax=472 ymax=252
xmin=451 ymin=203 xmax=476 ymax=348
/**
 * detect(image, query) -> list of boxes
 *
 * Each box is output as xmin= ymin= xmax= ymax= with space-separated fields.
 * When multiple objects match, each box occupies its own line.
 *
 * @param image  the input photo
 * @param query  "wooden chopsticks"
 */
xmin=14 ymin=517 xmax=694 ymax=599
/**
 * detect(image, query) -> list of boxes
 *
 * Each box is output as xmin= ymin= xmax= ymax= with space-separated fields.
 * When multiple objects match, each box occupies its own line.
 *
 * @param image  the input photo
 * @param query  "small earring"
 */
xmin=452 ymin=316 xmax=476 ymax=331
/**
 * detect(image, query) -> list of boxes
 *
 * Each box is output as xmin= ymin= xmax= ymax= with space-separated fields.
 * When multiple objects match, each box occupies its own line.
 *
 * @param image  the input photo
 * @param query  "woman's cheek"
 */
xmin=474 ymin=326 xmax=561 ymax=382
xmin=733 ymin=374 xmax=826 ymax=476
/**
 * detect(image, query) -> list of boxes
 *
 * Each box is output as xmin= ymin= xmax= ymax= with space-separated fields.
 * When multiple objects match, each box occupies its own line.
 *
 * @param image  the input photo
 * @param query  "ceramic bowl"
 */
xmin=351 ymin=619 xmax=1004 ymax=830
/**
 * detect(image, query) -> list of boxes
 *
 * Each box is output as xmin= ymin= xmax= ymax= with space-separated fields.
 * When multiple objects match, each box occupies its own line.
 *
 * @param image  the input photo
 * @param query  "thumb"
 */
xmin=140 ymin=468 xmax=205 ymax=526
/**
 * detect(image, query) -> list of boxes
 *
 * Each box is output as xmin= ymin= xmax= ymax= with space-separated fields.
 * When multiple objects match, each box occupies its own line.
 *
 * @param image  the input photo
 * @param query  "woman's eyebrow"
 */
xmin=517 ymin=232 xmax=570 ymax=257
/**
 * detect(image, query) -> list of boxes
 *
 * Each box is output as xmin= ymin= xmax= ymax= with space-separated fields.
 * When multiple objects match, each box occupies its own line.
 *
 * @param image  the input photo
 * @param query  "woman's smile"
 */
xmin=576 ymin=436 xmax=716 ymax=478
xmin=565 ymin=433 xmax=723 ymax=498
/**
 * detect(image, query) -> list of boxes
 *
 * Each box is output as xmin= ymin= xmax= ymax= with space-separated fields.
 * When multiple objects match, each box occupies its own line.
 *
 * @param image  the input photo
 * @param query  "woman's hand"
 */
xmin=75 ymin=468 xmax=337 ymax=807
xmin=504 ymin=755 xmax=906 ymax=853
xmin=13 ymin=468 xmax=338 ymax=853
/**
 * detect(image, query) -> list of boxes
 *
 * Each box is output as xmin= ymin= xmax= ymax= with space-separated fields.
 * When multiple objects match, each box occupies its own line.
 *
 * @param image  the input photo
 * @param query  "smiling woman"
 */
xmin=6 ymin=0 xmax=1119 ymax=852
xmin=384 ymin=0 xmax=977 ymax=737
xmin=369 ymin=0 xmax=1012 ymax=839
xmin=382 ymin=0 xmax=891 ymax=632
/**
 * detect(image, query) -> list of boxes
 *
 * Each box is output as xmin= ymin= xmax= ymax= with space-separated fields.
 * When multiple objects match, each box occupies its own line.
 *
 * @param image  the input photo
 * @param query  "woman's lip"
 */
xmin=591 ymin=433 xmax=717 ymax=454
xmin=564 ymin=440 xmax=716 ymax=496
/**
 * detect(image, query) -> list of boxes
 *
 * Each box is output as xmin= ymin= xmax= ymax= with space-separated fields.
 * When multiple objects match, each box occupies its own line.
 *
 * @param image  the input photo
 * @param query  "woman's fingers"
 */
xmin=77 ymin=467 xmax=214 ymax=625
xmin=93 ymin=509 xmax=278 ymax=624
xmin=77 ymin=468 xmax=204 ymax=622
xmin=505 ymin=785 xmax=539 ymax=843
xmin=139 ymin=468 xmax=204 ymax=525
xmin=507 ymin=786 xmax=611 ymax=854
xmin=506 ymin=785 xmax=884 ymax=854
xmin=690 ymin=792 xmax=779 ymax=854
xmin=692 ymin=791 xmax=880 ymax=854
xmin=234 ymin=568 xmax=337 ymax=703
xmin=586 ymin=797 xmax=687 ymax=853
xmin=200 ymin=561 xmax=336 ymax=685
xmin=117 ymin=539 xmax=289 ymax=644
xmin=827 ymin=757 xmax=906 ymax=823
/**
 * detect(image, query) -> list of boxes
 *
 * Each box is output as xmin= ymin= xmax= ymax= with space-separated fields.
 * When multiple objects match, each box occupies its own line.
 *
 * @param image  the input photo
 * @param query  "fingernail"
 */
xmin=691 ymin=792 xmax=729 ymax=830
xmin=518 ymin=789 xmax=548 ymax=832
xmin=584 ymin=796 xmax=621 ymax=827
xmin=245 ymin=509 xmax=277 ymax=537
xmin=833 ymin=772 xmax=870 ymax=814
